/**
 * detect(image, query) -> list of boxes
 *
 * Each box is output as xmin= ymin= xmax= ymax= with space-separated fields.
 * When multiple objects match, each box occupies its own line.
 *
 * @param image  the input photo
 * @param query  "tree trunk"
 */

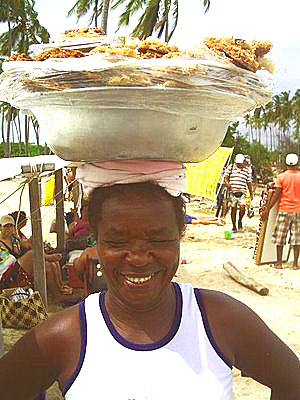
xmin=7 ymin=20 xmax=12 ymax=57
xmin=101 ymin=0 xmax=110 ymax=34
xmin=94 ymin=0 xmax=99 ymax=27
xmin=165 ymin=19 xmax=169 ymax=42
xmin=1 ymin=109 xmax=5 ymax=143
xmin=4 ymin=107 xmax=12 ymax=157
xmin=24 ymin=115 xmax=29 ymax=156
xmin=31 ymin=117 xmax=40 ymax=155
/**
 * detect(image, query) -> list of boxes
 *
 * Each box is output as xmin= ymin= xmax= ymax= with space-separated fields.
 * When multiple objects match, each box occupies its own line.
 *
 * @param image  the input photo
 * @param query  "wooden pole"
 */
xmin=223 ymin=262 xmax=269 ymax=296
xmin=0 ymin=317 xmax=4 ymax=358
xmin=55 ymin=169 xmax=65 ymax=252
xmin=29 ymin=176 xmax=47 ymax=308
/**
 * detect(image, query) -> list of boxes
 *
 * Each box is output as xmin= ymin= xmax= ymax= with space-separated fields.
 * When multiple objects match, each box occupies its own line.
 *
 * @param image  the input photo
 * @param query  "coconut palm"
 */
xmin=0 ymin=0 xmax=49 ymax=56
xmin=0 ymin=0 xmax=49 ymax=156
xmin=101 ymin=0 xmax=111 ymax=33
xmin=112 ymin=0 xmax=210 ymax=42
xmin=68 ymin=0 xmax=104 ymax=29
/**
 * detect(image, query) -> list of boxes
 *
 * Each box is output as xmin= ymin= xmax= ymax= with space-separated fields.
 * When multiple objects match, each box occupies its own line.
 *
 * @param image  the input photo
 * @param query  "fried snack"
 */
xmin=203 ymin=38 xmax=272 ymax=73
xmin=251 ymin=40 xmax=273 ymax=58
xmin=89 ymin=46 xmax=108 ymax=55
xmin=162 ymin=51 xmax=191 ymax=59
xmin=137 ymin=40 xmax=178 ymax=58
xmin=9 ymin=53 xmax=33 ymax=61
xmin=51 ymin=27 xmax=106 ymax=43
xmin=34 ymin=48 xmax=85 ymax=61
xmin=90 ymin=46 xmax=139 ymax=58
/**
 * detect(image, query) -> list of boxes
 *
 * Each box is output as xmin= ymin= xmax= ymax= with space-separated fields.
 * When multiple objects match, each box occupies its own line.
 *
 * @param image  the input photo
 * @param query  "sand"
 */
xmin=1 ymin=178 xmax=299 ymax=399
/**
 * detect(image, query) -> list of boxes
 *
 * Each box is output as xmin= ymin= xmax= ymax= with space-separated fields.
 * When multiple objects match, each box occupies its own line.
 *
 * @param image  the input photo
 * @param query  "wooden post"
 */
xmin=0 ymin=317 xmax=4 ymax=358
xmin=29 ymin=176 xmax=48 ymax=309
xmin=55 ymin=169 xmax=65 ymax=252
xmin=70 ymin=167 xmax=79 ymax=218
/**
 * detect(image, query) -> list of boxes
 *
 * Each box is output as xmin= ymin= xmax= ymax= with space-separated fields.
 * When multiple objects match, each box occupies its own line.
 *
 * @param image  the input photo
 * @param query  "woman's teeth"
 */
xmin=125 ymin=275 xmax=153 ymax=284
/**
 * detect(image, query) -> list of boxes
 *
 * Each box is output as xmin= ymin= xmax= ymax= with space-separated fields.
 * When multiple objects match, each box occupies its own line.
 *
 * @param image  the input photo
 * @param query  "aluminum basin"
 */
xmin=28 ymin=87 xmax=255 ymax=162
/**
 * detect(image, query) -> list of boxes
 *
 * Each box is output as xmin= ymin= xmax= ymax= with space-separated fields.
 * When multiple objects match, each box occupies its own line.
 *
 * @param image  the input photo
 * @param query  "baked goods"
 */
xmin=34 ymin=48 xmax=85 ymax=61
xmin=7 ymin=34 xmax=273 ymax=76
xmin=9 ymin=53 xmax=33 ymax=61
xmin=203 ymin=38 xmax=273 ymax=72
xmin=50 ymin=28 xmax=106 ymax=43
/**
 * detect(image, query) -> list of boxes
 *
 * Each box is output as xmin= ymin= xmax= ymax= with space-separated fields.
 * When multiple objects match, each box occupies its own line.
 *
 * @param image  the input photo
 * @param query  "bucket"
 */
xmin=224 ymin=230 xmax=233 ymax=240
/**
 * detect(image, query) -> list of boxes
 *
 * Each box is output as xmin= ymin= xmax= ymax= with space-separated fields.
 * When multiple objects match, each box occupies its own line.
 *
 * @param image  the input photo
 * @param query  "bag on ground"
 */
xmin=0 ymin=287 xmax=48 ymax=329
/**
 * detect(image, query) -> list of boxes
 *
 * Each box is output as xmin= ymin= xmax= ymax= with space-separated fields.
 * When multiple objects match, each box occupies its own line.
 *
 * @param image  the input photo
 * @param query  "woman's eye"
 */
xmin=105 ymin=241 xmax=128 ymax=247
xmin=150 ymin=239 xmax=176 ymax=244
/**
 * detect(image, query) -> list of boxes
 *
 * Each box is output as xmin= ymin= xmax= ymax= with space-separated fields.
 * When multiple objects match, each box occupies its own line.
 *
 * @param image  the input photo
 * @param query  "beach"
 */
xmin=1 ymin=179 xmax=299 ymax=399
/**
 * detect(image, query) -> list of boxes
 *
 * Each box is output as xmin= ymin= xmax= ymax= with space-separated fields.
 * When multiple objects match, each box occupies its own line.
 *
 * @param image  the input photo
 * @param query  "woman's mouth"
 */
xmin=125 ymin=274 xmax=155 ymax=285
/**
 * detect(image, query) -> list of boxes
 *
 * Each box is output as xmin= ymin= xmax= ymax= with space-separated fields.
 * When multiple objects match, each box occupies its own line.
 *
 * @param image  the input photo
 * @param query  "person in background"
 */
xmin=9 ymin=210 xmax=32 ymax=252
xmin=65 ymin=200 xmax=93 ymax=252
xmin=50 ymin=211 xmax=75 ymax=240
xmin=244 ymin=155 xmax=257 ymax=192
xmin=184 ymin=214 xmax=224 ymax=225
xmin=261 ymin=153 xmax=300 ymax=270
xmin=243 ymin=156 xmax=257 ymax=218
xmin=224 ymin=154 xmax=253 ymax=233
xmin=0 ymin=214 xmax=73 ymax=297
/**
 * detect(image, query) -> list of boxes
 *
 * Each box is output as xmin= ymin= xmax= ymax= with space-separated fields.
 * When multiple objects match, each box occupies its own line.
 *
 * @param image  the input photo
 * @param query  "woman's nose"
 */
xmin=125 ymin=242 xmax=152 ymax=267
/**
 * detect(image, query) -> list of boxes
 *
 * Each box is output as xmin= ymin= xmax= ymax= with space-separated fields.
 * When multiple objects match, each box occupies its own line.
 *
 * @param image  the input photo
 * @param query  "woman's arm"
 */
xmin=201 ymin=290 xmax=300 ymax=399
xmin=0 ymin=305 xmax=81 ymax=400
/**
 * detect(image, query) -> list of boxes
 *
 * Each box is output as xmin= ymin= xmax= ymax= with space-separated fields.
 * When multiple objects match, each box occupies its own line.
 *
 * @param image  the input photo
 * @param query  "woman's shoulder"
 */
xmin=198 ymin=288 xmax=259 ymax=330
xmin=32 ymin=304 xmax=82 ymax=377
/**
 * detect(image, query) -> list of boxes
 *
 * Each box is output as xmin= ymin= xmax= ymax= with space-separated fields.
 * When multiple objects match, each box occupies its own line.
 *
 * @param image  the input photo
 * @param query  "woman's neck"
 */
xmin=0 ymin=234 xmax=12 ymax=244
xmin=104 ymin=284 xmax=177 ymax=344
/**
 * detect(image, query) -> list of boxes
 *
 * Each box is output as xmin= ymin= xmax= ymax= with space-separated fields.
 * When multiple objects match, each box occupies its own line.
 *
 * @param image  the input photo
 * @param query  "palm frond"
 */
xmin=131 ymin=0 xmax=160 ymax=39
xmin=202 ymin=0 xmax=210 ymax=13
xmin=114 ymin=0 xmax=147 ymax=29
xmin=67 ymin=0 xmax=93 ymax=21
xmin=165 ymin=0 xmax=178 ymax=41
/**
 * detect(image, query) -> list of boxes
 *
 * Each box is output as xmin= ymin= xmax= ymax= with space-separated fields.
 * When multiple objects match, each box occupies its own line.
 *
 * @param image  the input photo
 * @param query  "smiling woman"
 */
xmin=0 ymin=180 xmax=300 ymax=399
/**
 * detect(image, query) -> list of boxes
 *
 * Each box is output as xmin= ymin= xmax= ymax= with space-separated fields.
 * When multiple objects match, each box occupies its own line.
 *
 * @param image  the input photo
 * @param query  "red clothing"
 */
xmin=275 ymin=170 xmax=300 ymax=213
xmin=74 ymin=220 xmax=90 ymax=239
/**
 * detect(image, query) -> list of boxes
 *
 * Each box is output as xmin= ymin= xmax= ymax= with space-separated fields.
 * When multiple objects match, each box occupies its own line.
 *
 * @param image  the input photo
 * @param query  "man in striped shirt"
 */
xmin=224 ymin=154 xmax=253 ymax=232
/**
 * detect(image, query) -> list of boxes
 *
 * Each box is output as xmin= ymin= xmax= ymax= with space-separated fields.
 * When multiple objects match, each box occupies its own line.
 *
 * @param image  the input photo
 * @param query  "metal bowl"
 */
xmin=28 ymin=87 xmax=255 ymax=162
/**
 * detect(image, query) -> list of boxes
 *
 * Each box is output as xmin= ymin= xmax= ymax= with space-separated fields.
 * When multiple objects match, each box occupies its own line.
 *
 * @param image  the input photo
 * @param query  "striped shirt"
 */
xmin=224 ymin=163 xmax=251 ymax=194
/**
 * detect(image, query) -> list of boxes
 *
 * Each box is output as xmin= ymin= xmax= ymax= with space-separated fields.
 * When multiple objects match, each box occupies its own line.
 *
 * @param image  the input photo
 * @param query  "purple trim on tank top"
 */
xmin=194 ymin=288 xmax=232 ymax=369
xmin=63 ymin=301 xmax=87 ymax=396
xmin=99 ymin=282 xmax=182 ymax=351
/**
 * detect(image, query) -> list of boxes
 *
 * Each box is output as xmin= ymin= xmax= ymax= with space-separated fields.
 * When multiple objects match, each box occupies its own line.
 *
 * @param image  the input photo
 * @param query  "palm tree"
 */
xmin=0 ymin=0 xmax=49 ymax=156
xmin=0 ymin=0 xmax=49 ymax=55
xmin=101 ymin=0 xmax=110 ymax=33
xmin=68 ymin=0 xmax=104 ymax=29
xmin=112 ymin=0 xmax=210 ymax=42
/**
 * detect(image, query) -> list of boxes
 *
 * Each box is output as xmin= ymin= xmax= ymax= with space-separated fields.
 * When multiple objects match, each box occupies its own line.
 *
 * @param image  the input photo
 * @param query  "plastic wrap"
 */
xmin=0 ymin=45 xmax=274 ymax=162
xmin=0 ymin=54 xmax=273 ymax=113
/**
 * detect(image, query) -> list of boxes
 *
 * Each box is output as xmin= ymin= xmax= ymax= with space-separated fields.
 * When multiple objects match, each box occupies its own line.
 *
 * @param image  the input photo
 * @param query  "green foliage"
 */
xmin=67 ymin=0 xmax=103 ymax=27
xmin=112 ymin=0 xmax=210 ymax=41
xmin=0 ymin=142 xmax=52 ymax=158
xmin=222 ymin=122 xmax=251 ymax=157
xmin=0 ymin=0 xmax=49 ymax=56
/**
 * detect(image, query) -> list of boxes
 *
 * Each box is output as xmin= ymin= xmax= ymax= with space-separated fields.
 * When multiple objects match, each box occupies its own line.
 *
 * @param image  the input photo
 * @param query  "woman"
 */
xmin=0 ymin=182 xmax=299 ymax=399
xmin=9 ymin=210 xmax=32 ymax=251
xmin=0 ymin=214 xmax=72 ymax=297
xmin=65 ymin=202 xmax=93 ymax=252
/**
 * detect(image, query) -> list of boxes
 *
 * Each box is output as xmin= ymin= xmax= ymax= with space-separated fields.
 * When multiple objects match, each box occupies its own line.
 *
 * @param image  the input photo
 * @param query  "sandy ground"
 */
xmin=1 ymin=178 xmax=299 ymax=399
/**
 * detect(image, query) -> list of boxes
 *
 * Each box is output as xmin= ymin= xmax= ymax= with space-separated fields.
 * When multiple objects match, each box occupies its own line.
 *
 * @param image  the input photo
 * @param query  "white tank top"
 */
xmin=64 ymin=283 xmax=233 ymax=399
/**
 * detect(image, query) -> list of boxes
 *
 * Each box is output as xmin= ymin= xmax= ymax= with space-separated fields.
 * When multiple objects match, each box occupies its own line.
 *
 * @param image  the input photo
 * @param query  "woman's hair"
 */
xmin=88 ymin=182 xmax=186 ymax=238
xmin=65 ymin=211 xmax=75 ymax=226
xmin=9 ymin=211 xmax=27 ymax=226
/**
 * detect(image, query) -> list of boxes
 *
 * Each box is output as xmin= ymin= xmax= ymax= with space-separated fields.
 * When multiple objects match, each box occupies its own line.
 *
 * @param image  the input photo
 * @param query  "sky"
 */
xmin=29 ymin=0 xmax=300 ymax=96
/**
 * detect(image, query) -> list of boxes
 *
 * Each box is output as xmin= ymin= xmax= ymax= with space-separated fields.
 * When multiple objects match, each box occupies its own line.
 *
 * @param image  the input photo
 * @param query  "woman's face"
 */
xmin=96 ymin=190 xmax=180 ymax=310
xmin=0 ymin=223 xmax=15 ymax=239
